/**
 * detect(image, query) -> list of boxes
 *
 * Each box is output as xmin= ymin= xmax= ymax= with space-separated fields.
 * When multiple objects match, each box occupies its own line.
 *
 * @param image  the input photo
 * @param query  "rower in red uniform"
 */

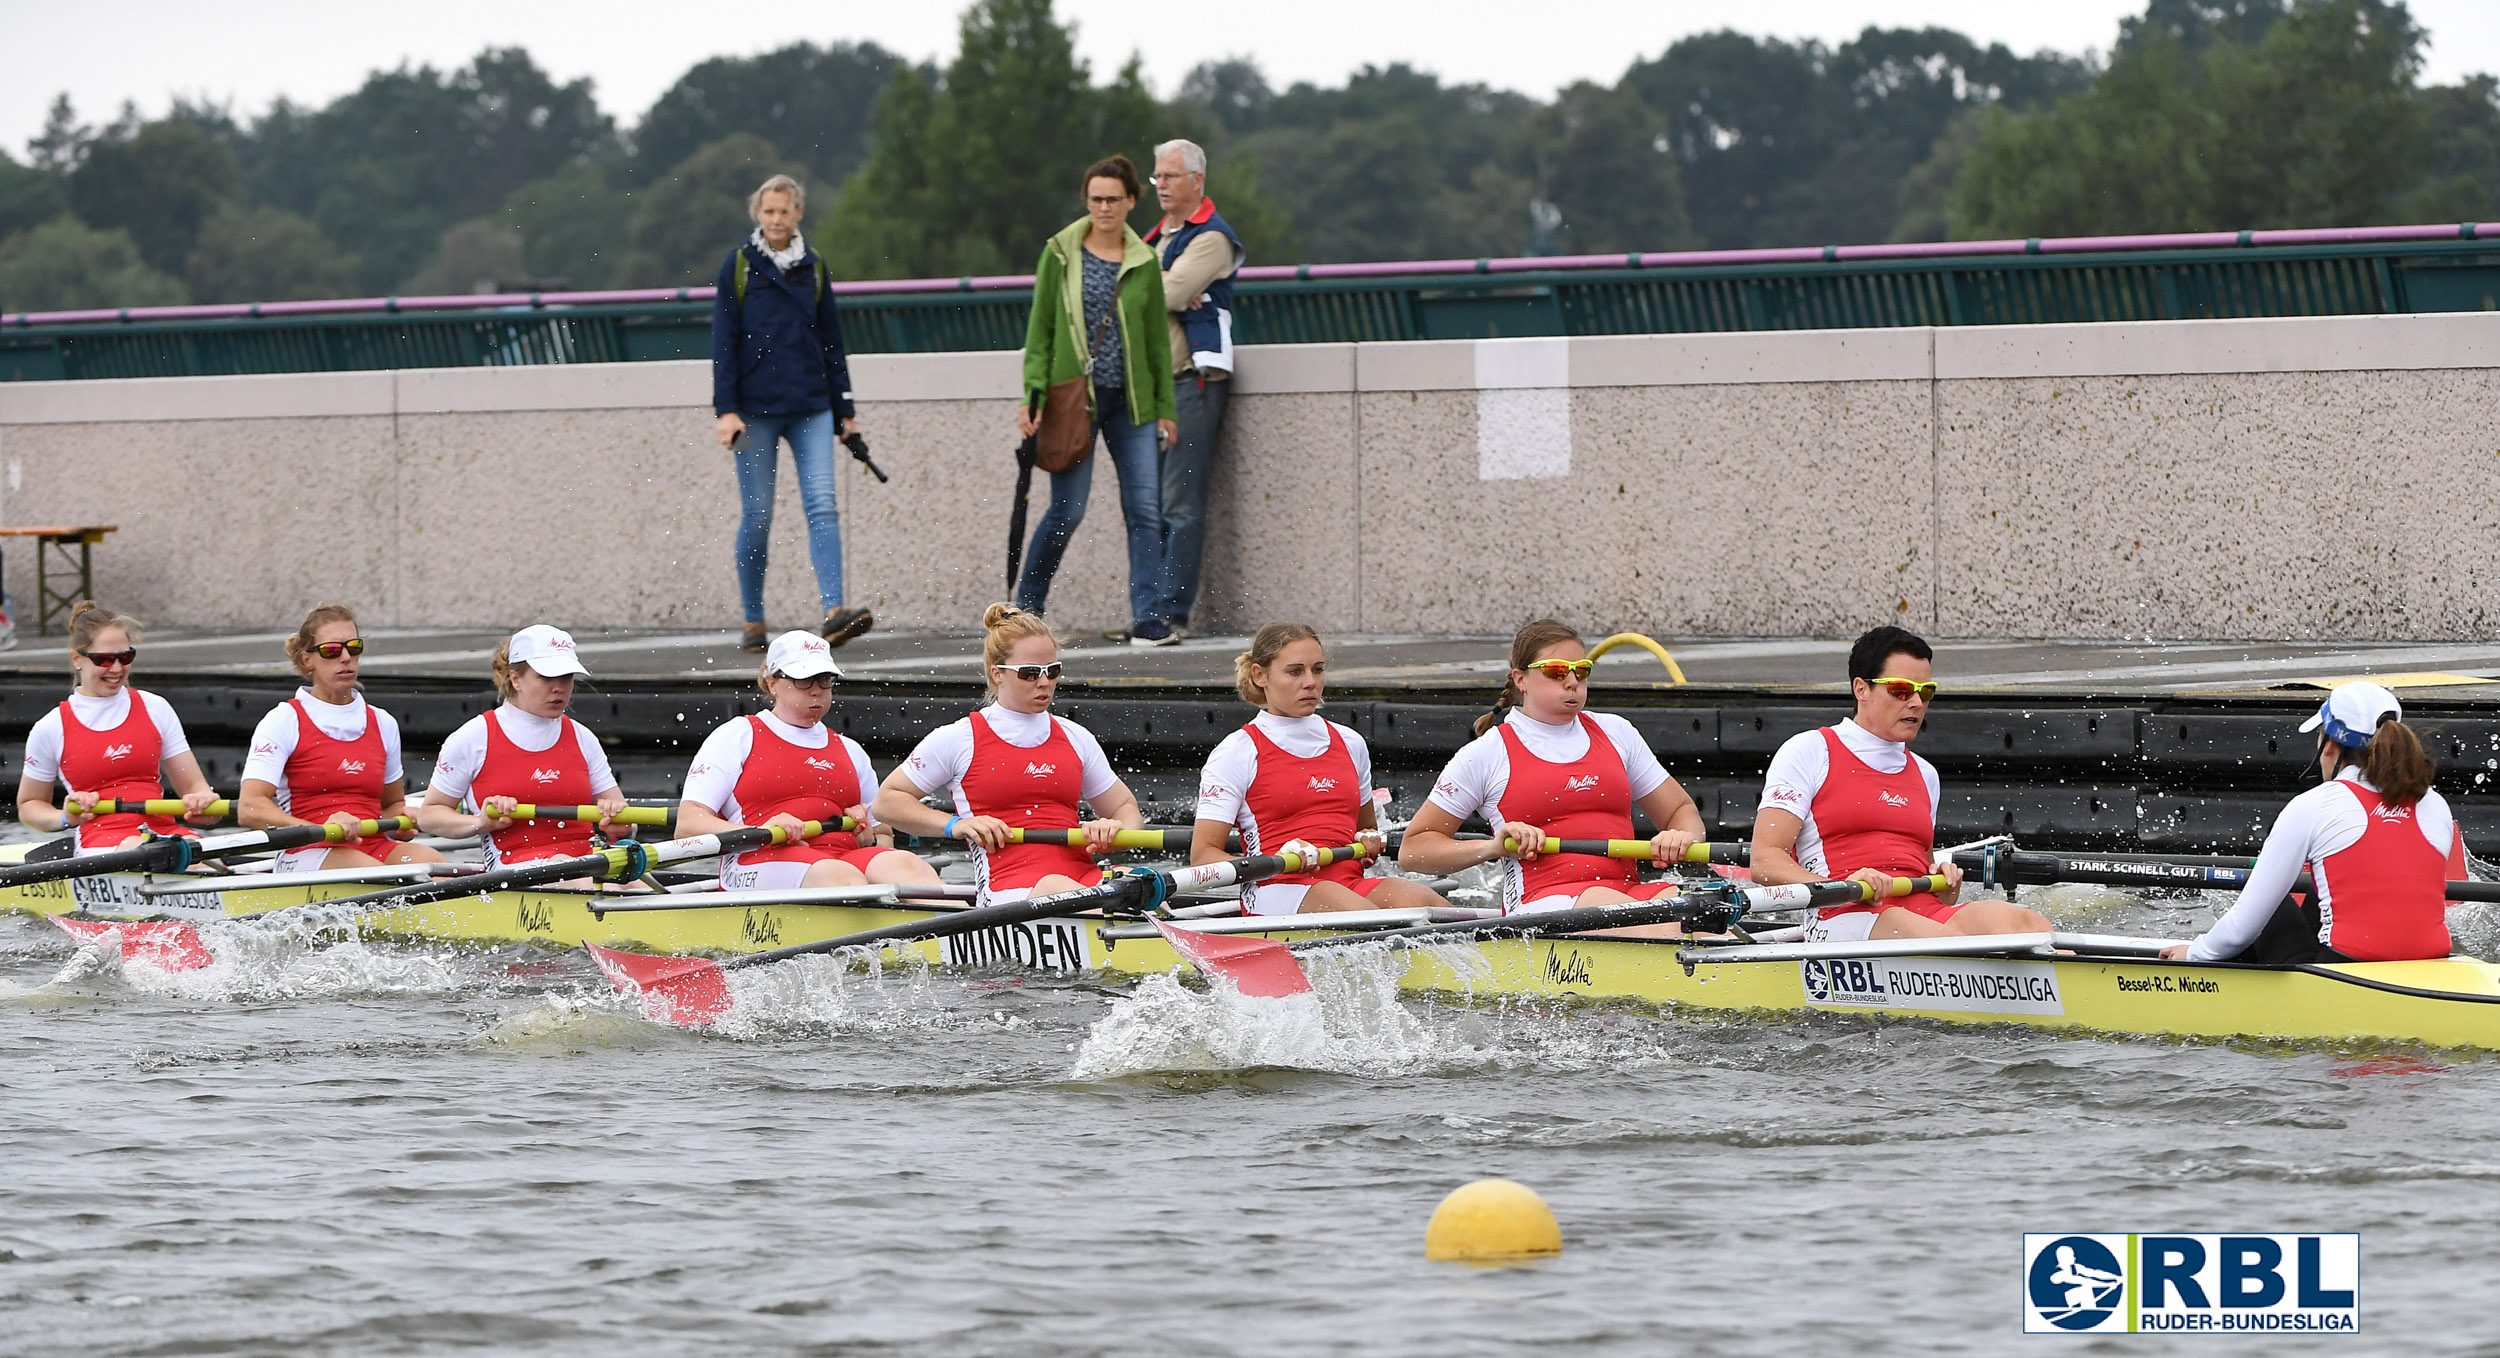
xmin=237 ymin=601 xmax=443 ymax=875
xmin=417 ymin=624 xmax=630 ymax=868
xmin=676 ymin=631 xmax=938 ymax=891
xmin=14 ymin=601 xmax=221 ymax=852
xmin=1191 ymin=623 xmax=1445 ymax=914
xmin=873 ymin=604 xmax=1145 ymax=904
xmin=1398 ymin=620 xmax=1707 ymax=926
xmin=1751 ymin=625 xmax=2047 ymax=942
xmin=2163 ymin=681 xmax=2466 ymax=964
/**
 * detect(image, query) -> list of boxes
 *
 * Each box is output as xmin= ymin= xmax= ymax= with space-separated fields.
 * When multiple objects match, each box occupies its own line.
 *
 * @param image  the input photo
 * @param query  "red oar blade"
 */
xmin=49 ymin=915 xmax=215 ymax=970
xmin=1151 ymin=918 xmax=1312 ymax=998
xmin=583 ymin=942 xmax=733 ymax=1026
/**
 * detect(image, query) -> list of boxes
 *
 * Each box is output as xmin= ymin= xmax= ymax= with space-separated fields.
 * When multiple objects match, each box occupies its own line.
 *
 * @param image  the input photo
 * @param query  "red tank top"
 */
xmin=1807 ymin=726 xmax=1943 ymax=916
xmin=729 ymin=715 xmax=864 ymax=866
xmin=282 ymin=697 xmax=389 ymax=824
xmin=474 ymin=710 xmax=598 ymax=866
xmin=1494 ymin=715 xmax=1638 ymax=907
xmin=2312 ymin=782 xmax=2451 ymax=962
xmin=959 ymin=711 xmax=1094 ymax=892
xmin=57 ymin=689 xmax=183 ymax=850
xmin=1240 ymin=721 xmax=1363 ymax=889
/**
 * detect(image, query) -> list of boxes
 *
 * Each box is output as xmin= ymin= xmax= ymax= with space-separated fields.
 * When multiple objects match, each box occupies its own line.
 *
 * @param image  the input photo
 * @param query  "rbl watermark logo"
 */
xmin=2022 ymin=1234 xmax=2358 ymax=1333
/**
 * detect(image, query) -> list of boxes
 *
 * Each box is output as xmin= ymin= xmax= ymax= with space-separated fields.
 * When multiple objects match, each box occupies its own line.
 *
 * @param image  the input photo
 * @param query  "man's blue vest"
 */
xmin=1148 ymin=200 xmax=1244 ymax=374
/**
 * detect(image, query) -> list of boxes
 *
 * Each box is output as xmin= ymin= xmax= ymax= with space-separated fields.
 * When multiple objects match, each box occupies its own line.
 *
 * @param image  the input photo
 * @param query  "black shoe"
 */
xmin=1128 ymin=619 xmax=1179 ymax=647
xmin=740 ymin=623 xmax=768 ymax=653
xmin=821 ymin=606 xmax=874 ymax=647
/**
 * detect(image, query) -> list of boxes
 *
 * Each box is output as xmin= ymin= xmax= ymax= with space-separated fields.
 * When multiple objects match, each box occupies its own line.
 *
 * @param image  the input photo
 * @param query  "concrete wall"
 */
xmin=2 ymin=310 xmax=2496 ymax=640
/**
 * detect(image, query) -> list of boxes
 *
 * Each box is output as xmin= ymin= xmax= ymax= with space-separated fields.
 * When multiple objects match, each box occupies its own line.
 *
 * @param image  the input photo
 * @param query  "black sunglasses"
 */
xmin=78 ymin=648 xmax=137 ymax=667
xmin=312 ymin=639 xmax=365 ymax=659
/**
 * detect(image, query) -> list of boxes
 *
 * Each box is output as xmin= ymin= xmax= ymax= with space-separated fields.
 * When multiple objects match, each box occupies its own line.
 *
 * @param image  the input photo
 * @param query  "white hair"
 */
xmin=1154 ymin=139 xmax=1206 ymax=175
xmin=748 ymin=174 xmax=806 ymax=219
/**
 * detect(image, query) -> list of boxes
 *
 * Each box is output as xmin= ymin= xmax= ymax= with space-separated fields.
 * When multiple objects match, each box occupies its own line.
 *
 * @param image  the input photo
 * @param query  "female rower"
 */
xmin=416 ymin=625 xmax=630 ymax=868
xmin=237 ymin=602 xmax=442 ymax=874
xmin=14 ymin=601 xmax=221 ymax=852
xmin=1398 ymin=620 xmax=1707 ymax=924
xmin=677 ymin=631 xmax=938 ymax=891
xmin=1192 ymin=623 xmax=1442 ymax=914
xmin=873 ymin=604 xmax=1144 ymax=903
xmin=2162 ymin=682 xmax=2466 ymax=964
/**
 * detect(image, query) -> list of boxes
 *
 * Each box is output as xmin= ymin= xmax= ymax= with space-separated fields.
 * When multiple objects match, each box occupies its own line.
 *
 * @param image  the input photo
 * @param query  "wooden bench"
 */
xmin=0 ymin=525 xmax=117 ymax=635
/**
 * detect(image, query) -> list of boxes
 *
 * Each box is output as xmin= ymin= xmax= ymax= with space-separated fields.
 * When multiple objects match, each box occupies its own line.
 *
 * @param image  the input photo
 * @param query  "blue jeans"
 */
xmin=733 ymin=409 xmax=842 ymax=622
xmin=1154 ymin=372 xmax=1229 ymax=623
xmin=1014 ymin=391 xmax=1165 ymax=624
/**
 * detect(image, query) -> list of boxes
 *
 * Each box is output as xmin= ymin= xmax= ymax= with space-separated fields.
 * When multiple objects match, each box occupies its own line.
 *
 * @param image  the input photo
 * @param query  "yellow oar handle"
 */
xmin=487 ymin=804 xmax=670 ymax=826
xmin=320 ymin=816 xmax=416 ymax=843
xmin=1005 ymin=827 xmax=1176 ymax=850
xmin=1501 ymin=836 xmax=1728 ymax=862
xmin=1279 ymin=842 xmax=1370 ymax=871
xmin=1586 ymin=631 xmax=1688 ymax=686
xmin=69 ymin=798 xmax=234 ymax=818
xmin=764 ymin=817 xmax=856 ymax=845
xmin=1852 ymin=873 xmax=1954 ymax=902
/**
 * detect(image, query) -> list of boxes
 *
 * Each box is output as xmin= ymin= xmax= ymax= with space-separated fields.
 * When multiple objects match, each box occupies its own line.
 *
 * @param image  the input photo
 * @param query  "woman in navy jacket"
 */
xmin=711 ymin=172 xmax=871 ymax=653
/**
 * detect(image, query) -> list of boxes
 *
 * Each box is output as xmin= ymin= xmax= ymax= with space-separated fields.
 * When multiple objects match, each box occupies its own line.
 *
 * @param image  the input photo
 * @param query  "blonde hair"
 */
xmin=67 ymin=600 xmax=142 ymax=652
xmin=981 ymin=603 xmax=1056 ymax=693
xmin=490 ymin=640 xmax=517 ymax=700
xmin=1473 ymin=619 xmax=1585 ymax=737
xmin=283 ymin=601 xmax=359 ymax=675
xmin=1235 ymin=622 xmax=1320 ymax=705
xmin=749 ymin=173 xmax=805 ymax=218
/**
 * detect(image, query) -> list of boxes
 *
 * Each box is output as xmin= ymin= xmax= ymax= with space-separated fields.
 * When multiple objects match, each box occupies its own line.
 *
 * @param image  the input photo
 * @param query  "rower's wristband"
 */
xmin=944 ymin=814 xmax=963 ymax=838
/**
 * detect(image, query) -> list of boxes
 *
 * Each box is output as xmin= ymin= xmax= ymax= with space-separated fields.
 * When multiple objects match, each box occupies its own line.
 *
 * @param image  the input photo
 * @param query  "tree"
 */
xmin=2401 ymin=75 xmax=2500 ymax=219
xmin=185 ymin=203 xmax=361 ymax=302
xmin=500 ymin=161 xmax=633 ymax=288
xmin=26 ymin=94 xmax=90 ymax=172
xmin=1521 ymin=82 xmax=1696 ymax=254
xmin=615 ymin=133 xmax=798 ymax=287
xmin=0 ymin=216 xmax=187 ymax=312
xmin=0 ymin=150 xmax=67 ymax=242
xmin=401 ymin=217 xmax=527 ymax=295
xmin=69 ymin=121 xmax=244 ymax=274
xmin=633 ymin=42 xmax=915 ymax=190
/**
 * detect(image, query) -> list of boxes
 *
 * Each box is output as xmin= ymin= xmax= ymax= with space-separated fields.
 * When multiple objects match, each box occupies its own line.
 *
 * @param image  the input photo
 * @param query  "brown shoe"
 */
xmin=740 ymin=623 xmax=768 ymax=653
xmin=820 ymin=606 xmax=874 ymax=647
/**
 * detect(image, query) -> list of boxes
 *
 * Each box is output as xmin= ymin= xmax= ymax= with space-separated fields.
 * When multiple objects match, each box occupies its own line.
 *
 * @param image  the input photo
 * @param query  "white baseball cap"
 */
xmin=765 ymin=630 xmax=843 ymax=680
xmin=508 ymin=624 xmax=588 ymax=678
xmin=2297 ymin=679 xmax=2400 ymax=749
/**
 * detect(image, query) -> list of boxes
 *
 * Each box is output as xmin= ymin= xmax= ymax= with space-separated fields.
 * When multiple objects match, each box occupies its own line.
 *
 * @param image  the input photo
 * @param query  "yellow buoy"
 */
xmin=1423 ymin=1179 xmax=1563 ymax=1263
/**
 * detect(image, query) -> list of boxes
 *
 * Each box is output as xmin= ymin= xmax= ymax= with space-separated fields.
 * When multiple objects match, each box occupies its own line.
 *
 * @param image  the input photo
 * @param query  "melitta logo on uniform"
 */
xmin=1877 ymin=790 xmax=1911 ymax=808
xmin=1308 ymin=776 xmax=1338 ymax=791
xmin=103 ymin=743 xmax=134 ymax=761
xmin=1564 ymin=774 xmax=1601 ymax=791
xmin=529 ymin=768 xmax=563 ymax=783
xmin=338 ymin=759 xmax=368 ymax=773
xmin=2372 ymin=802 xmax=2411 ymax=820
xmin=804 ymin=756 xmax=841 ymax=772
xmin=1025 ymin=762 xmax=1058 ymax=777
xmin=2022 ymin=1233 xmax=2359 ymax=1333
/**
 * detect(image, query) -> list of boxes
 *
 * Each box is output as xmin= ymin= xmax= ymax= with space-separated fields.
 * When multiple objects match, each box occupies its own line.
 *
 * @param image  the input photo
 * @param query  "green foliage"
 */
xmin=633 ymin=42 xmax=918 ymax=191
xmin=2400 ymin=76 xmax=2500 ymax=219
xmin=185 ymin=202 xmax=360 ymax=302
xmin=1528 ymin=82 xmax=1695 ymax=254
xmin=499 ymin=162 xmax=634 ymax=289
xmin=0 ymin=215 xmax=187 ymax=312
xmin=0 ymin=150 xmax=67 ymax=241
xmin=1199 ymin=154 xmax=1300 ymax=268
xmin=619 ymin=134 xmax=798 ymax=287
xmin=69 ymin=121 xmax=244 ymax=274
xmin=1953 ymin=0 xmax=2432 ymax=236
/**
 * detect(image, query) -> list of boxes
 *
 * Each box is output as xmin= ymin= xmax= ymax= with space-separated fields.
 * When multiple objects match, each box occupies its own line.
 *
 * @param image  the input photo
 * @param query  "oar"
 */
xmin=483 ymin=804 xmax=670 ymax=825
xmin=40 ymin=818 xmax=417 ymax=967
xmin=1499 ymin=836 xmax=1746 ymax=863
xmin=64 ymin=798 xmax=234 ymax=819
xmin=992 ymin=827 xmax=1203 ymax=851
xmin=1949 ymin=848 xmax=2500 ymax=903
xmin=1152 ymin=874 xmax=1951 ymax=998
xmin=586 ymin=843 xmax=1370 ymax=1026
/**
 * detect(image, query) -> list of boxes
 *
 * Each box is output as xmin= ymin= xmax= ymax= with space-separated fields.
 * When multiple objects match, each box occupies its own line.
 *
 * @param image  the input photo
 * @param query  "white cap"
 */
xmin=2297 ymin=680 xmax=2400 ymax=749
xmin=765 ymin=630 xmax=843 ymax=680
xmin=508 ymin=624 xmax=588 ymax=678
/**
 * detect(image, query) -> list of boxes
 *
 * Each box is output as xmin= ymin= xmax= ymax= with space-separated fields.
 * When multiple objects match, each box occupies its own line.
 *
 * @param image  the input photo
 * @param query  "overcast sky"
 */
xmin=4 ymin=0 xmax=2496 ymax=158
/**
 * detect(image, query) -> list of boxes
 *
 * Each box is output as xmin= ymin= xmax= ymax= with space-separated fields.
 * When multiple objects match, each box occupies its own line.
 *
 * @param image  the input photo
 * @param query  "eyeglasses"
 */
xmin=994 ymin=662 xmax=1065 ymax=682
xmin=312 ymin=639 xmax=365 ymax=660
xmin=1148 ymin=172 xmax=1201 ymax=187
xmin=1521 ymin=659 xmax=1595 ymax=681
xmin=1868 ymin=677 xmax=1938 ymax=701
xmin=78 ymin=648 xmax=137 ymax=668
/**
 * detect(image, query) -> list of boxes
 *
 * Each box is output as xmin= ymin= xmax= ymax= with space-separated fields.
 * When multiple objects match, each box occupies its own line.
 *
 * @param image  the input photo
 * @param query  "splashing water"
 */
xmin=39 ymin=924 xmax=487 ymax=1005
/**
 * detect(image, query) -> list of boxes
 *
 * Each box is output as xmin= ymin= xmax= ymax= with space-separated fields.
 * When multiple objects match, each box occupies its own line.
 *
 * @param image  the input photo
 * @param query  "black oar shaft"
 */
xmin=0 ymin=819 xmax=404 ymax=888
xmin=1952 ymin=848 xmax=2500 ymax=904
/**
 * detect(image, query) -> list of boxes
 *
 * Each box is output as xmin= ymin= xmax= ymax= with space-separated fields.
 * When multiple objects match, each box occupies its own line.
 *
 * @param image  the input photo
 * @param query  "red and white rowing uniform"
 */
xmin=1197 ymin=712 xmax=1383 ymax=915
xmin=23 ymin=688 xmax=196 ymax=854
xmin=1426 ymin=709 xmax=1680 ymax=915
xmin=902 ymin=704 xmax=1114 ymax=904
xmin=2187 ymin=768 xmax=2465 ymax=963
xmin=241 ymin=690 xmax=405 ymax=874
xmin=682 ymin=711 xmax=887 ymax=890
xmin=1759 ymin=719 xmax=1953 ymax=943
xmin=430 ymin=705 xmax=620 ymax=867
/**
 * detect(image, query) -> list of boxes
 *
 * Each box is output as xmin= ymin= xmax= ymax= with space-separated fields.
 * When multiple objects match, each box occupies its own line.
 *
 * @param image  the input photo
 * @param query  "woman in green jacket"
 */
xmin=1013 ymin=155 xmax=1182 ymax=644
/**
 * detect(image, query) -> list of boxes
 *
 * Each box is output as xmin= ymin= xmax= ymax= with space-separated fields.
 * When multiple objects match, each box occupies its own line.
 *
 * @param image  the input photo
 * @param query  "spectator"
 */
xmin=1143 ymin=138 xmax=1245 ymax=639
xmin=1013 ymin=155 xmax=1180 ymax=643
xmin=712 ymin=173 xmax=872 ymax=654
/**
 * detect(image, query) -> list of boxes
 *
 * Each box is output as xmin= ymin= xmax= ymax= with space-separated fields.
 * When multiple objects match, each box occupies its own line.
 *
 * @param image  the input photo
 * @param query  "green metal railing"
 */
xmin=5 ymin=230 xmax=2497 ymax=383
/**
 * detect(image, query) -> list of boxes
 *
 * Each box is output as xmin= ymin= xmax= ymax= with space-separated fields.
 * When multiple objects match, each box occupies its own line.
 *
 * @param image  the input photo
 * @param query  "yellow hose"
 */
xmin=1587 ymin=632 xmax=1687 ymax=686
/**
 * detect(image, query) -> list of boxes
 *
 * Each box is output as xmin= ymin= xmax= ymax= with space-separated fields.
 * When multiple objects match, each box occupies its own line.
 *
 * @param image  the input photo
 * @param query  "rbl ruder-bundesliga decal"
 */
xmin=2022 ymin=1234 xmax=2359 ymax=1333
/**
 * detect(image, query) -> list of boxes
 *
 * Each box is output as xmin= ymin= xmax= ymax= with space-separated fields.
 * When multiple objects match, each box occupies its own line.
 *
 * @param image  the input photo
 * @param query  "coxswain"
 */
xmin=13 ymin=601 xmax=220 ymax=851
xmin=872 ymin=605 xmax=1145 ymax=904
xmin=676 ymin=631 xmax=938 ymax=891
xmin=1751 ymin=626 xmax=2049 ymax=941
xmin=2162 ymin=681 xmax=2465 ymax=964
xmin=416 ymin=625 xmax=629 ymax=868
xmin=1398 ymin=620 xmax=1707 ymax=925
xmin=237 ymin=602 xmax=442 ymax=874
xmin=1192 ymin=623 xmax=1444 ymax=914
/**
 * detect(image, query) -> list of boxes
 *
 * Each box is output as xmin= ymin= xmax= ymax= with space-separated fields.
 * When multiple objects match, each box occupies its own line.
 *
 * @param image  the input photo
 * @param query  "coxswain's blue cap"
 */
xmin=2297 ymin=680 xmax=2401 ymax=750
